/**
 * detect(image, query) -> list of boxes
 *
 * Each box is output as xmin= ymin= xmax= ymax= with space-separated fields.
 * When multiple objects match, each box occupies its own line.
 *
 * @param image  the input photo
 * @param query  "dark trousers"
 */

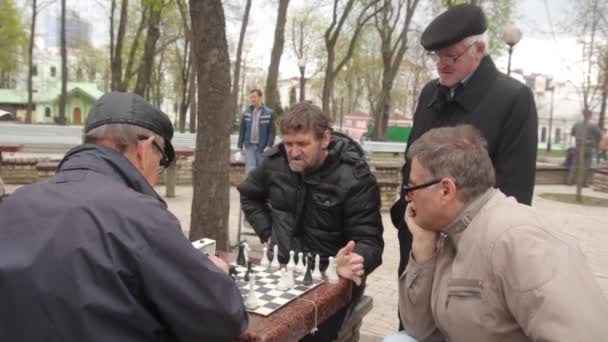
xmin=300 ymin=283 xmax=365 ymax=342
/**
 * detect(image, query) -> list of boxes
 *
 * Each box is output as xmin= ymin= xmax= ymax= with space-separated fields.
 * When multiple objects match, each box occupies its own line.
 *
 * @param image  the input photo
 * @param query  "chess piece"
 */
xmin=236 ymin=242 xmax=246 ymax=266
xmin=286 ymin=266 xmax=295 ymax=289
xmin=312 ymin=254 xmax=322 ymax=281
xmin=229 ymin=265 xmax=239 ymax=281
xmin=287 ymin=250 xmax=296 ymax=272
xmin=260 ymin=246 xmax=270 ymax=268
xmin=244 ymin=261 xmax=252 ymax=282
xmin=245 ymin=273 xmax=259 ymax=309
xmin=303 ymin=254 xmax=313 ymax=285
xmin=295 ymin=251 xmax=305 ymax=274
xmin=327 ymin=256 xmax=339 ymax=284
xmin=243 ymin=242 xmax=250 ymax=264
xmin=277 ymin=268 xmax=289 ymax=291
xmin=270 ymin=244 xmax=280 ymax=271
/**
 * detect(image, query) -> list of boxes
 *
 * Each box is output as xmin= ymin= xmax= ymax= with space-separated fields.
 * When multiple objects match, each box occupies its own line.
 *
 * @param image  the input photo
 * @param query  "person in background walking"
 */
xmin=237 ymin=88 xmax=276 ymax=174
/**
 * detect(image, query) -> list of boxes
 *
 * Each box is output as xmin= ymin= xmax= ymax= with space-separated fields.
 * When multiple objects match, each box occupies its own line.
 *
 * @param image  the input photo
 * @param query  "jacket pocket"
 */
xmin=310 ymin=191 xmax=342 ymax=231
xmin=445 ymin=278 xmax=484 ymax=307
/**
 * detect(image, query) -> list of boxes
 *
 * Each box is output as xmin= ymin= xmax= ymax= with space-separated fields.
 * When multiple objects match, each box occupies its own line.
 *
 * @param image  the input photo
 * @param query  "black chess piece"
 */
xmin=228 ymin=265 xmax=238 ymax=281
xmin=236 ymin=242 xmax=246 ymax=266
xmin=303 ymin=254 xmax=313 ymax=285
xmin=244 ymin=261 xmax=252 ymax=282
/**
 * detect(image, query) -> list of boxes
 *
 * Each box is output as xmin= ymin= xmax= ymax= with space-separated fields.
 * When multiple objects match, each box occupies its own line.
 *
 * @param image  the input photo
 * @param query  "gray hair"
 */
xmin=407 ymin=124 xmax=495 ymax=204
xmin=85 ymin=123 xmax=165 ymax=153
xmin=464 ymin=32 xmax=488 ymax=56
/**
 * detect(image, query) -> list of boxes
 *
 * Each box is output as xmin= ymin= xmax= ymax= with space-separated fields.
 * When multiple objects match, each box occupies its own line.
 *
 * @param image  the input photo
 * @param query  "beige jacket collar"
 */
xmin=442 ymin=188 xmax=496 ymax=250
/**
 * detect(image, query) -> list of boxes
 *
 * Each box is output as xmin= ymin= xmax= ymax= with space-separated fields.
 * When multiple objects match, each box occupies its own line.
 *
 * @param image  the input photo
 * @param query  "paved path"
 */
xmin=5 ymin=183 xmax=608 ymax=340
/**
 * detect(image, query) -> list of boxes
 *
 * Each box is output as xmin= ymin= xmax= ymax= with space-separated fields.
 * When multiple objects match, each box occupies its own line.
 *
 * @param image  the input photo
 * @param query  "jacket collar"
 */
xmin=442 ymin=187 xmax=496 ymax=248
xmin=57 ymin=144 xmax=166 ymax=206
xmin=427 ymin=55 xmax=499 ymax=112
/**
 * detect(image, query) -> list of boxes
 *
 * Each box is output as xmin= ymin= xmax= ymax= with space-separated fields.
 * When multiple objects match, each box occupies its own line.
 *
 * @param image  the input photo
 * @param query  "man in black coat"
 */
xmin=238 ymin=102 xmax=384 ymax=341
xmin=0 ymin=92 xmax=248 ymax=341
xmin=391 ymin=4 xmax=538 ymax=286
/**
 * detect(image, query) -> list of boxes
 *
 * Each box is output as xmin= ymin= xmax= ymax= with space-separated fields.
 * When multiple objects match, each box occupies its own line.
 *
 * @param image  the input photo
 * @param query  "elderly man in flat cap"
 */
xmin=390 ymin=4 xmax=538 ymax=324
xmin=0 ymin=92 xmax=248 ymax=341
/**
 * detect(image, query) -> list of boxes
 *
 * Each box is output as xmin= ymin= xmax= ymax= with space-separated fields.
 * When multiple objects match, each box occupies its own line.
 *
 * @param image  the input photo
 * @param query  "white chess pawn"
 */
xmin=277 ymin=268 xmax=289 ymax=291
xmin=287 ymin=250 xmax=296 ymax=272
xmin=260 ymin=247 xmax=270 ymax=268
xmin=270 ymin=245 xmax=280 ymax=271
xmin=296 ymin=252 xmax=305 ymax=274
xmin=245 ymin=273 xmax=259 ymax=309
xmin=286 ymin=267 xmax=295 ymax=289
xmin=327 ymin=256 xmax=339 ymax=284
xmin=312 ymin=254 xmax=322 ymax=281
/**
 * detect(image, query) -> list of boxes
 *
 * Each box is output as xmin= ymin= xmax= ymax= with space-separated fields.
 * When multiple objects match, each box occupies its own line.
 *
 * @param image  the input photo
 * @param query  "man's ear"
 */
xmin=440 ymin=177 xmax=458 ymax=201
xmin=322 ymin=130 xmax=331 ymax=149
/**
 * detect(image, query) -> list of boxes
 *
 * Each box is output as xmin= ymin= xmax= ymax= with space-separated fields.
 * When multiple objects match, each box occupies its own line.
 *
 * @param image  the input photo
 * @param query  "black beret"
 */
xmin=85 ymin=92 xmax=175 ymax=164
xmin=421 ymin=4 xmax=486 ymax=51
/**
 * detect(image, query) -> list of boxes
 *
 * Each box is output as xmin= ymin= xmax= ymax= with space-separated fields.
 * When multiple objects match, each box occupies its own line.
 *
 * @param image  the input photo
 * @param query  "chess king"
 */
xmin=238 ymin=102 xmax=384 ymax=341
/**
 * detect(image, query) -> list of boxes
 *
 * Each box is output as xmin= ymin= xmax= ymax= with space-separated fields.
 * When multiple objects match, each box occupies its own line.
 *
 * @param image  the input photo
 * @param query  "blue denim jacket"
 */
xmin=237 ymin=105 xmax=275 ymax=151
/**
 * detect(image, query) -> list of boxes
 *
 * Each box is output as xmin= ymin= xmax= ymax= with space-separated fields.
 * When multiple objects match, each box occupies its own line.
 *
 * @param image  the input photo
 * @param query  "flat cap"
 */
xmin=421 ymin=4 xmax=486 ymax=51
xmin=85 ymin=92 xmax=175 ymax=164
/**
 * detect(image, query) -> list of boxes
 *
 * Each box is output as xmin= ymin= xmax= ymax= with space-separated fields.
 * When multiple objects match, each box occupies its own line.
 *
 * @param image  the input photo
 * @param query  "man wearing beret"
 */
xmin=0 ymin=92 xmax=248 ymax=341
xmin=390 ymin=4 xmax=538 ymax=326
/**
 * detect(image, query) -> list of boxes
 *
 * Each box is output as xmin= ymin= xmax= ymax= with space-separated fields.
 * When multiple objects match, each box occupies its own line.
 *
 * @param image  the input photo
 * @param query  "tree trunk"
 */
xmin=232 ymin=0 xmax=252 ymax=121
xmin=134 ymin=1 xmax=163 ymax=97
xmin=322 ymin=51 xmax=335 ymax=115
xmin=58 ymin=0 xmax=67 ymax=125
xmin=175 ymin=0 xmax=192 ymax=133
xmin=265 ymin=0 xmax=290 ymax=112
xmin=121 ymin=6 xmax=148 ymax=91
xmin=111 ymin=0 xmax=129 ymax=91
xmin=322 ymin=0 xmax=381 ymax=115
xmin=371 ymin=0 xmax=419 ymax=140
xmin=26 ymin=0 xmax=37 ymax=124
xmin=189 ymin=0 xmax=232 ymax=250
xmin=188 ymin=58 xmax=196 ymax=133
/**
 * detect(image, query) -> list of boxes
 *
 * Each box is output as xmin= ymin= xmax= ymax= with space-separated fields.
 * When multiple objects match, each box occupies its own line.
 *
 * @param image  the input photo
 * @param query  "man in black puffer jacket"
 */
xmin=238 ymin=102 xmax=384 ymax=342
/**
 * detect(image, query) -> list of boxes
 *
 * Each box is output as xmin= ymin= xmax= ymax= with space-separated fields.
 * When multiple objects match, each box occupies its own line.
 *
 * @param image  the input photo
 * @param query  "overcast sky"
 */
xmin=18 ymin=0 xmax=580 ymax=82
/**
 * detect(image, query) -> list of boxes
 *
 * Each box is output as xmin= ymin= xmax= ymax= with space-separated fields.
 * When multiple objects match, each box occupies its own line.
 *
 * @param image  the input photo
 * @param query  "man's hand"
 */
xmin=335 ymin=241 xmax=365 ymax=286
xmin=208 ymin=255 xmax=229 ymax=273
xmin=405 ymin=204 xmax=438 ymax=263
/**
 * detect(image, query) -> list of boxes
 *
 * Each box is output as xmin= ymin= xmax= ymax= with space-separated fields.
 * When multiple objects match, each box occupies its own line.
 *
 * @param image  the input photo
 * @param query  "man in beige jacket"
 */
xmin=385 ymin=125 xmax=608 ymax=342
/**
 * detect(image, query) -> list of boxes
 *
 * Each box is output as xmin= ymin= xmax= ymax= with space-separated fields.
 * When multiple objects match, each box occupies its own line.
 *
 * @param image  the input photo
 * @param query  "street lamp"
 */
xmin=298 ymin=57 xmax=306 ymax=102
xmin=503 ymin=23 xmax=522 ymax=76
xmin=546 ymin=77 xmax=556 ymax=153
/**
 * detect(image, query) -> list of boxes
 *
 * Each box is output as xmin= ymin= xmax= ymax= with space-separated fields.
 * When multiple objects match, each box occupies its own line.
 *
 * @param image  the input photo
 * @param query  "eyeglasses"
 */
xmin=137 ymin=135 xmax=169 ymax=168
xmin=427 ymin=40 xmax=478 ymax=66
xmin=403 ymin=179 xmax=441 ymax=196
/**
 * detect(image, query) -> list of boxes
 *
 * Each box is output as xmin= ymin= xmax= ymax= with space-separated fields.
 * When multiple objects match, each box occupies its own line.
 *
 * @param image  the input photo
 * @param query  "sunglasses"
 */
xmin=137 ymin=135 xmax=169 ymax=168
xmin=402 ymin=179 xmax=441 ymax=196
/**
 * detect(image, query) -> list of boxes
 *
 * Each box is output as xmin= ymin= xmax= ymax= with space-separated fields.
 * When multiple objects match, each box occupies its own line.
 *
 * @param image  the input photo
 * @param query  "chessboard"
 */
xmin=232 ymin=263 xmax=324 ymax=316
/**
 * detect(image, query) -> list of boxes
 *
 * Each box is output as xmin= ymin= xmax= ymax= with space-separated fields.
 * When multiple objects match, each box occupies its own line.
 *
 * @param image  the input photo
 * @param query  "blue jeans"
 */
xmin=243 ymin=144 xmax=264 ymax=174
xmin=383 ymin=331 xmax=418 ymax=342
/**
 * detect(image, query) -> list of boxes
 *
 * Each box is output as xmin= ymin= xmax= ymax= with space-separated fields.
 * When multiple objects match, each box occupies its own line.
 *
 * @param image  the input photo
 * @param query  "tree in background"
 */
xmin=26 ymin=0 xmax=52 ymax=123
xmin=322 ymin=0 xmax=382 ymax=116
xmin=58 ymin=0 xmax=67 ymax=125
xmin=134 ymin=0 xmax=166 ymax=97
xmin=189 ymin=0 xmax=232 ymax=249
xmin=110 ymin=0 xmax=129 ymax=91
xmin=265 ymin=0 xmax=290 ymax=115
xmin=0 ymin=0 xmax=25 ymax=89
xmin=371 ymin=0 xmax=420 ymax=141
xmin=230 ymin=0 xmax=252 ymax=125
